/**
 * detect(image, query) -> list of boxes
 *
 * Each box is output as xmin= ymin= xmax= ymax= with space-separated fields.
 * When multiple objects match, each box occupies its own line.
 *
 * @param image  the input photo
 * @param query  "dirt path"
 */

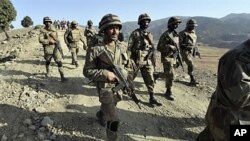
xmin=0 ymin=29 xmax=228 ymax=141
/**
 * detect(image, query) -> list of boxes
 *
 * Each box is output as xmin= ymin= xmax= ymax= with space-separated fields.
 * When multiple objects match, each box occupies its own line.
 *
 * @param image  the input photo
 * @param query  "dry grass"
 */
xmin=194 ymin=44 xmax=229 ymax=73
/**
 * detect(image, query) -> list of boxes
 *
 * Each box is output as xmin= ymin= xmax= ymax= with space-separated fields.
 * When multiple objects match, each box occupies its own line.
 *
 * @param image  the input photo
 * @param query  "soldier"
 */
xmin=64 ymin=20 xmax=87 ymax=68
xmin=179 ymin=19 xmax=199 ymax=85
xmin=157 ymin=17 xmax=182 ymax=101
xmin=118 ymin=32 xmax=124 ymax=42
xmin=196 ymin=39 xmax=250 ymax=141
xmin=84 ymin=20 xmax=97 ymax=49
xmin=83 ymin=14 xmax=129 ymax=141
xmin=39 ymin=17 xmax=68 ymax=82
xmin=128 ymin=13 xmax=161 ymax=106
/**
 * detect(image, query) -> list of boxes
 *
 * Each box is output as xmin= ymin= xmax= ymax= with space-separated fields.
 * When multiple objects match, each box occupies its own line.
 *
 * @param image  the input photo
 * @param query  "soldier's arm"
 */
xmin=83 ymin=48 xmax=110 ymax=82
xmin=38 ymin=29 xmax=50 ymax=45
xmin=127 ymin=32 xmax=136 ymax=57
xmin=157 ymin=33 xmax=167 ymax=53
xmin=80 ymin=32 xmax=87 ymax=50
xmin=64 ymin=30 xmax=70 ymax=45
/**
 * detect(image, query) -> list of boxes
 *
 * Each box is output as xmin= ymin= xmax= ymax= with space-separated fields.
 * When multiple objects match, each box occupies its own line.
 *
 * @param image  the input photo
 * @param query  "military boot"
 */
xmin=190 ymin=75 xmax=199 ymax=86
xmin=58 ymin=67 xmax=68 ymax=83
xmin=96 ymin=110 xmax=106 ymax=127
xmin=165 ymin=88 xmax=174 ymax=101
xmin=45 ymin=65 xmax=51 ymax=78
xmin=106 ymin=121 xmax=119 ymax=141
xmin=149 ymin=93 xmax=162 ymax=106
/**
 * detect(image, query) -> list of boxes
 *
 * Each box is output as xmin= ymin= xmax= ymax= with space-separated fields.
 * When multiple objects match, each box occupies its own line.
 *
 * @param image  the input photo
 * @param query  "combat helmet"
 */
xmin=87 ymin=20 xmax=93 ymax=25
xmin=138 ymin=13 xmax=151 ymax=24
xmin=186 ymin=19 xmax=198 ymax=26
xmin=71 ymin=20 xmax=78 ymax=25
xmin=168 ymin=16 xmax=182 ymax=26
xmin=43 ymin=16 xmax=52 ymax=24
xmin=99 ymin=14 xmax=122 ymax=31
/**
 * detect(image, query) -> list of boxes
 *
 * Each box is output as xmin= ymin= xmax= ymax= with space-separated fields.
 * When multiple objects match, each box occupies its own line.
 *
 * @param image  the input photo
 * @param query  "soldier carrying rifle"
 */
xmin=179 ymin=19 xmax=200 ymax=85
xmin=128 ymin=13 xmax=161 ymax=106
xmin=157 ymin=16 xmax=182 ymax=101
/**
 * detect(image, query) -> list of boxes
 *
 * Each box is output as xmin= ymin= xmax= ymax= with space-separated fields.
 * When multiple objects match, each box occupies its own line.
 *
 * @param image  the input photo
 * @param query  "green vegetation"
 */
xmin=0 ymin=0 xmax=17 ymax=40
xmin=21 ymin=16 xmax=33 ymax=27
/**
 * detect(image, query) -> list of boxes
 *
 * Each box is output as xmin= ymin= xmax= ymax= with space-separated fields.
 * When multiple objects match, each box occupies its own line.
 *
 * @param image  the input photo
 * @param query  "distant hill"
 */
xmin=121 ymin=13 xmax=250 ymax=48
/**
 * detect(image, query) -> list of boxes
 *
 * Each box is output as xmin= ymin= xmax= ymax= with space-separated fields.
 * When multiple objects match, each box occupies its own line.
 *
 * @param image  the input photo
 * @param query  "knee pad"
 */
xmin=107 ymin=120 xmax=119 ymax=132
xmin=56 ymin=61 xmax=63 ymax=67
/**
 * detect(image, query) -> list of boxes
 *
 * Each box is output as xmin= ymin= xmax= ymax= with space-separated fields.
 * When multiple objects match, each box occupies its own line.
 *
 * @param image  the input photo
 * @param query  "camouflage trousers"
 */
xmin=181 ymin=50 xmax=194 ymax=75
xmin=70 ymin=47 xmax=79 ymax=63
xmin=44 ymin=49 xmax=62 ymax=63
xmin=97 ymin=86 xmax=122 ymax=141
xmin=132 ymin=63 xmax=154 ymax=94
xmin=163 ymin=60 xmax=175 ymax=89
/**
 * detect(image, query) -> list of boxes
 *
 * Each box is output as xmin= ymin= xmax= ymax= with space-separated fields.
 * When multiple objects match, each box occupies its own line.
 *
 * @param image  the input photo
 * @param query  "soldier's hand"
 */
xmin=106 ymin=71 xmax=117 ymax=82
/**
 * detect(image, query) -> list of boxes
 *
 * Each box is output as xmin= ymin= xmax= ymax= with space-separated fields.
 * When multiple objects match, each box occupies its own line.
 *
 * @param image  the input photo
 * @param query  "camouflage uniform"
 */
xmin=197 ymin=39 xmax=250 ymax=141
xmin=179 ymin=19 xmax=198 ymax=85
xmin=83 ymin=14 xmax=128 ymax=141
xmin=157 ymin=17 xmax=181 ymax=100
xmin=39 ymin=17 xmax=67 ymax=82
xmin=128 ymin=13 xmax=160 ymax=105
xmin=64 ymin=21 xmax=87 ymax=67
xmin=84 ymin=20 xmax=97 ymax=49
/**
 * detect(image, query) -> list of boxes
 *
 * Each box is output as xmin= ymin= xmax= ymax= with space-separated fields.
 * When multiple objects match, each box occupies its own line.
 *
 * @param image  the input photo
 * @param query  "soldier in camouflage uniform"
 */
xmin=128 ymin=13 xmax=161 ymax=106
xmin=84 ymin=20 xmax=97 ymax=49
xmin=64 ymin=21 xmax=87 ymax=68
xmin=39 ymin=17 xmax=68 ymax=82
xmin=157 ymin=17 xmax=182 ymax=101
xmin=83 ymin=14 xmax=129 ymax=141
xmin=179 ymin=19 xmax=199 ymax=85
xmin=196 ymin=39 xmax=250 ymax=141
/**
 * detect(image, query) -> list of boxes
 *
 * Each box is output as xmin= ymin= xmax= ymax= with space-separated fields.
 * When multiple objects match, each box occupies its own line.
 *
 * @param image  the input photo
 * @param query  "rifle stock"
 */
xmin=97 ymin=50 xmax=141 ymax=109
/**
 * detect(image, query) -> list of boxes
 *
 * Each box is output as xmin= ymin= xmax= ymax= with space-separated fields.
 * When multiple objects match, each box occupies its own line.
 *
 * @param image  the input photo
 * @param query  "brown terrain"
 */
xmin=0 ymin=28 xmax=229 ymax=141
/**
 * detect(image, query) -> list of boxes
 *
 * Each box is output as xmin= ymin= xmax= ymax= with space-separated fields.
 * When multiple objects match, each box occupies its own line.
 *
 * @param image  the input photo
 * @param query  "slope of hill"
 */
xmin=0 ymin=27 xmax=229 ymax=140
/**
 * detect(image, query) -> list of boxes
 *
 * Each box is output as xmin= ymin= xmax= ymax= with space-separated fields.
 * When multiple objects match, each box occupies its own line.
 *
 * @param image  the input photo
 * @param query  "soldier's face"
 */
xmin=140 ymin=20 xmax=149 ymax=30
xmin=105 ymin=25 xmax=120 ymax=41
xmin=45 ymin=22 xmax=52 ymax=28
xmin=187 ymin=25 xmax=195 ymax=31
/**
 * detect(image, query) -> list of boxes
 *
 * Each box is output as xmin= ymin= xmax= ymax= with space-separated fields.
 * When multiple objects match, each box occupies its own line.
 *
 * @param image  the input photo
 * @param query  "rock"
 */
xmin=23 ymin=118 xmax=32 ymax=126
xmin=34 ymin=107 xmax=47 ymax=113
xmin=28 ymin=125 xmax=37 ymax=130
xmin=37 ymin=132 xmax=46 ymax=140
xmin=41 ymin=116 xmax=54 ymax=127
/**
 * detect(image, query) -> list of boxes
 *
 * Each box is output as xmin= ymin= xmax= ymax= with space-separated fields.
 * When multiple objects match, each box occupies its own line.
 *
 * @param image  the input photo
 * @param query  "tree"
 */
xmin=0 ymin=0 xmax=17 ymax=40
xmin=21 ymin=16 xmax=33 ymax=27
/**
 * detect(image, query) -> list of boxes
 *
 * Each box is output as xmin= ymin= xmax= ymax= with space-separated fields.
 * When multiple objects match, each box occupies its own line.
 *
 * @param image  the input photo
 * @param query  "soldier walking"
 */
xmin=84 ymin=20 xmax=97 ymax=49
xmin=64 ymin=21 xmax=87 ymax=68
xmin=39 ymin=17 xmax=68 ymax=82
xmin=128 ymin=13 xmax=161 ymax=106
xmin=83 ymin=14 xmax=130 ymax=141
xmin=179 ymin=19 xmax=199 ymax=85
xmin=157 ymin=17 xmax=182 ymax=101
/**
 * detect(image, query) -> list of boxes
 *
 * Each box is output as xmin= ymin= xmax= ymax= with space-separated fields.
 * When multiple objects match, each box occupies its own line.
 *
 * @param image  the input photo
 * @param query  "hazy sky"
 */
xmin=11 ymin=0 xmax=250 ymax=28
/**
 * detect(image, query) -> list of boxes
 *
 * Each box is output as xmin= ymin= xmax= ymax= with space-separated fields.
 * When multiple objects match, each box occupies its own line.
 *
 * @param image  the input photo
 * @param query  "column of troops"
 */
xmin=39 ymin=13 xmax=250 ymax=141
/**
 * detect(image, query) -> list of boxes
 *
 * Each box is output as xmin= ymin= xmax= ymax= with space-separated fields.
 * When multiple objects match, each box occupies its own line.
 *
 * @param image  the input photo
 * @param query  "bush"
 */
xmin=21 ymin=16 xmax=33 ymax=27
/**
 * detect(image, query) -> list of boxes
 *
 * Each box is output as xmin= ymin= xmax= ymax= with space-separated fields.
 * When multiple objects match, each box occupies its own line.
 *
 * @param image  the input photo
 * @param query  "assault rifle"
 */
xmin=49 ymin=33 xmax=64 ymax=59
xmin=173 ymin=48 xmax=184 ymax=71
xmin=97 ymin=50 xmax=141 ymax=109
